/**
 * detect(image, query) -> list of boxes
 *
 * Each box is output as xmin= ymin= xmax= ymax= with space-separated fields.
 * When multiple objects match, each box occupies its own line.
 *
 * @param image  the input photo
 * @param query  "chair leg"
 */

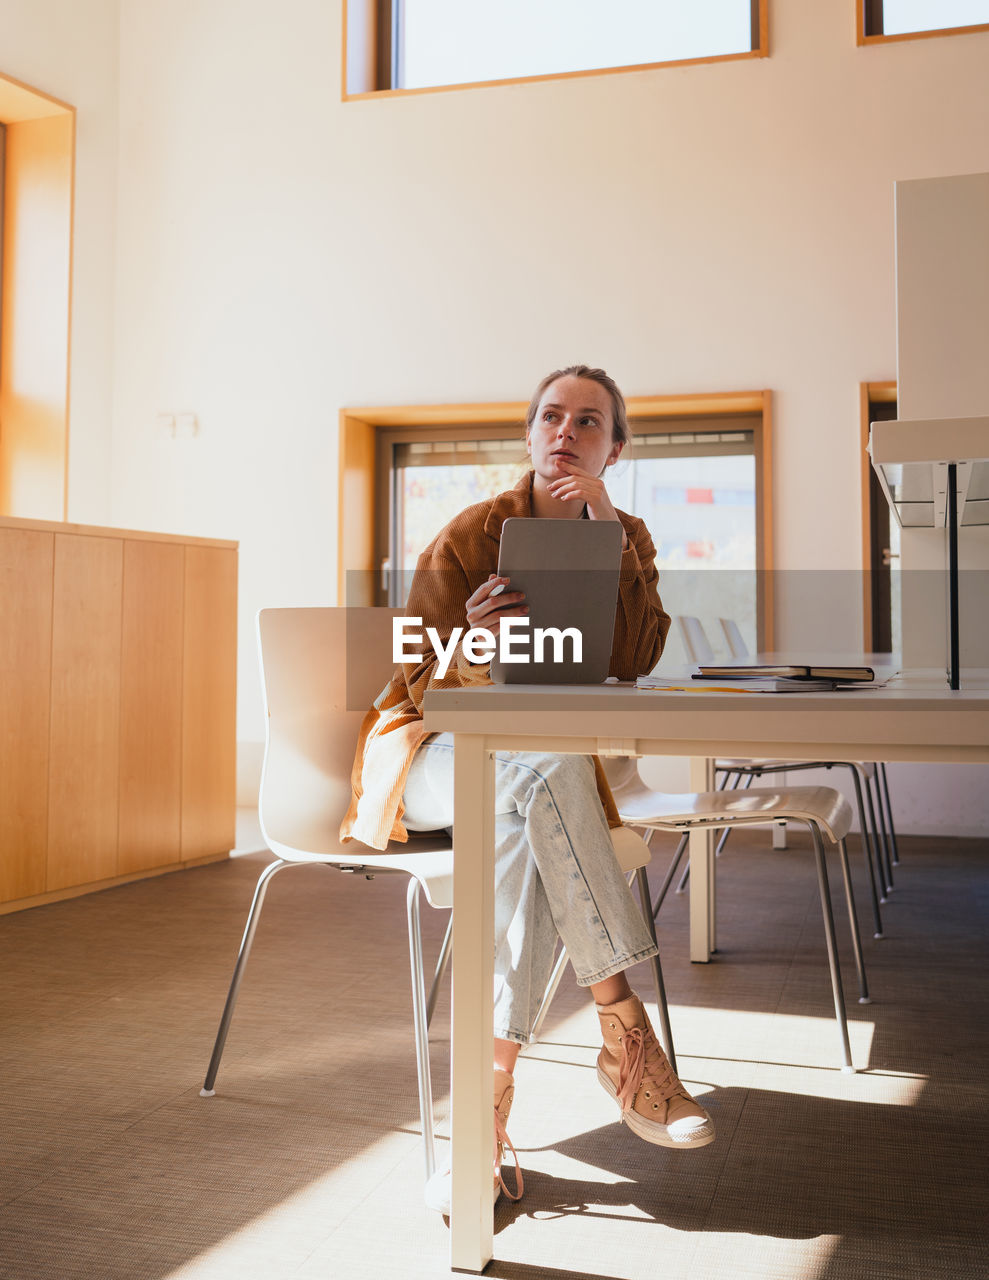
xmin=676 ymin=771 xmax=740 ymax=896
xmin=806 ymin=823 xmax=855 ymax=1073
xmin=528 ymin=946 xmax=571 ymax=1045
xmin=652 ymin=831 xmax=688 ymax=918
xmin=845 ymin=765 xmax=885 ymax=935
xmin=634 ymin=865 xmax=677 ymax=1074
xmin=878 ymin=763 xmax=900 ymax=866
xmin=426 ymin=913 xmax=453 ymax=1027
xmin=864 ymin=771 xmax=894 ymax=894
xmin=406 ymin=879 xmax=437 ymax=1181
xmin=714 ymin=772 xmax=754 ymax=856
xmin=201 ymin=858 xmax=293 ymax=1096
xmin=870 ymin=770 xmax=895 ymax=890
xmin=836 ymin=838 xmax=870 ymax=1004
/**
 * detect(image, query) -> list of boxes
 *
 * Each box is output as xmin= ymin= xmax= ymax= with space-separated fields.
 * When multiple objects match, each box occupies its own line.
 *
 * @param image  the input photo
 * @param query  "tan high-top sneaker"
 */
xmin=493 ymin=1068 xmax=523 ymax=1202
xmin=596 ymin=993 xmax=714 ymax=1148
xmin=424 ymin=1068 xmax=524 ymax=1215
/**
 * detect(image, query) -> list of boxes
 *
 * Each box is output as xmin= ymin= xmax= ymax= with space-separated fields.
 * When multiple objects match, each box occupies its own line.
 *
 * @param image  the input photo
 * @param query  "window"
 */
xmin=0 ymin=73 xmax=74 ymax=522
xmin=609 ymin=426 xmax=759 ymax=654
xmin=338 ymin=392 xmax=774 ymax=654
xmin=858 ymin=0 xmax=989 ymax=42
xmin=861 ymin=383 xmax=901 ymax=653
xmin=0 ymin=121 xmax=5 ymax=343
xmin=345 ymin=1 xmax=767 ymax=97
xmin=386 ymin=434 xmax=524 ymax=586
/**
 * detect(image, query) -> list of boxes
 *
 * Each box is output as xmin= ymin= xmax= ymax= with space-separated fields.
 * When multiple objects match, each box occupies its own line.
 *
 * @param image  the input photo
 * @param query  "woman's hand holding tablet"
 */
xmin=465 ymin=574 xmax=527 ymax=638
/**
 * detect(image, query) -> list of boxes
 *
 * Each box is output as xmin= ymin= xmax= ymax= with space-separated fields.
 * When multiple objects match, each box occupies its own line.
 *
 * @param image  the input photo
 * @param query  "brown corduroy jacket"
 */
xmin=340 ymin=473 xmax=671 ymax=850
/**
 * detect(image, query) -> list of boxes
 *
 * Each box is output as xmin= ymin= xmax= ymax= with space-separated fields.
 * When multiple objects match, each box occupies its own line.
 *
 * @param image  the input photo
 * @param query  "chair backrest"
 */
xmin=719 ymin=617 xmax=749 ymax=659
xmin=674 ymin=615 xmax=716 ymax=665
xmin=256 ymin=607 xmax=399 ymax=856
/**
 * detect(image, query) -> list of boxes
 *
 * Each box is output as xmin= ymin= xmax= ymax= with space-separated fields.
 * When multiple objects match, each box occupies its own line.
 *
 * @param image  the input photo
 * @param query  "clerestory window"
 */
xmin=346 ymin=0 xmax=767 ymax=97
xmin=858 ymin=0 xmax=989 ymax=42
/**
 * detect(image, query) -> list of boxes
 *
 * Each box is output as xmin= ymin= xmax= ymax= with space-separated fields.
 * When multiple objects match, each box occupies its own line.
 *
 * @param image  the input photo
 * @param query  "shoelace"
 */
xmin=615 ymin=1025 xmax=679 ymax=1114
xmin=494 ymin=1105 xmax=524 ymax=1201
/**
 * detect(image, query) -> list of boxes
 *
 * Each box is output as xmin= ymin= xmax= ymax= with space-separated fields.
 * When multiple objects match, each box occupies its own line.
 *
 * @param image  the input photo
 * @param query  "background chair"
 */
xmin=719 ymin=616 xmax=749 ymax=659
xmin=719 ymin=616 xmax=900 ymax=877
xmin=719 ymin=615 xmax=899 ymax=888
xmin=200 ymin=606 xmax=676 ymax=1184
xmin=674 ymin=614 xmax=716 ymax=665
xmin=670 ymin=615 xmax=890 ymax=932
xmin=603 ymin=757 xmax=871 ymax=1072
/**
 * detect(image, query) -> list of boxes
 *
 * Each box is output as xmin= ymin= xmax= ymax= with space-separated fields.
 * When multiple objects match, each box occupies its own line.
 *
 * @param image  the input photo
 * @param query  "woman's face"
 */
xmin=526 ymin=375 xmax=624 ymax=480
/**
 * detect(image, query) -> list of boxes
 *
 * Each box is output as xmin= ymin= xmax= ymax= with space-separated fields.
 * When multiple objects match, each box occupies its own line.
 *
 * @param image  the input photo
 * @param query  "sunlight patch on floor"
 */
xmin=525 ymin=1000 xmax=878 ymax=1067
xmin=522 ymin=1001 xmax=931 ymax=1106
xmin=161 ymin=1124 xmax=426 ymax=1278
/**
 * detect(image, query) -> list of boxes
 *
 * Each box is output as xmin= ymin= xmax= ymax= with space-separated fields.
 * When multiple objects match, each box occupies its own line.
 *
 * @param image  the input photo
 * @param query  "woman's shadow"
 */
xmin=490 ymin=1081 xmax=986 ymax=1271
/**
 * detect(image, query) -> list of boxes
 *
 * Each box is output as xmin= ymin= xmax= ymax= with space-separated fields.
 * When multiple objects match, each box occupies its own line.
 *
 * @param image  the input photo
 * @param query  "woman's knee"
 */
xmin=496 ymin=753 xmax=599 ymax=820
xmin=533 ymin=752 xmax=597 ymax=799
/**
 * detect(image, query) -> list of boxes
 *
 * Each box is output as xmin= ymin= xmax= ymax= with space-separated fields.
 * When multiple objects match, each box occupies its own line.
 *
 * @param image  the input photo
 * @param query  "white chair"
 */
xmin=717 ymin=615 xmax=899 ymax=901
xmin=671 ymin=616 xmax=887 ymax=934
xmin=719 ymin=616 xmax=748 ymax=659
xmin=675 ymin=614 xmax=716 ymax=665
xmin=604 ymin=758 xmax=871 ymax=1072
xmin=200 ymin=607 xmax=675 ymax=1182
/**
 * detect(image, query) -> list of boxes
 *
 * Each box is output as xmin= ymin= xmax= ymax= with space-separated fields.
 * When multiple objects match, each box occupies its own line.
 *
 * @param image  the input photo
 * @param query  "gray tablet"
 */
xmin=490 ymin=517 xmax=623 ymax=685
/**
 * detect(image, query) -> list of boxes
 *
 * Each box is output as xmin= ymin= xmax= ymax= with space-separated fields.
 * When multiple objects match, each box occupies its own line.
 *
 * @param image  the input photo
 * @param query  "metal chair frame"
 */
xmin=604 ymin=761 xmax=872 ymax=1072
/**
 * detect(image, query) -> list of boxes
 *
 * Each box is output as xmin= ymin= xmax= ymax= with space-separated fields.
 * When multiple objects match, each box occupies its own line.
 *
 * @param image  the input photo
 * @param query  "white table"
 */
xmin=422 ymin=669 xmax=989 ymax=1273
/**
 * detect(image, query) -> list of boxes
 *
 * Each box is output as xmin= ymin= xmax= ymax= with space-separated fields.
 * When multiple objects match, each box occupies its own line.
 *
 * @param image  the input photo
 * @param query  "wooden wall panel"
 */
xmin=47 ymin=533 xmax=122 ymax=890
xmin=0 ymin=527 xmax=53 ymax=901
xmin=181 ymin=545 xmax=237 ymax=860
xmin=1 ymin=515 xmax=236 ymax=911
xmin=117 ymin=540 xmax=184 ymax=875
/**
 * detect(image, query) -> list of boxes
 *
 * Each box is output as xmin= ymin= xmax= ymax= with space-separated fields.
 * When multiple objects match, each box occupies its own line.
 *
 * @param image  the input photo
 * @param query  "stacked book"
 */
xmin=695 ymin=663 xmax=875 ymax=691
xmin=636 ymin=665 xmax=878 ymax=694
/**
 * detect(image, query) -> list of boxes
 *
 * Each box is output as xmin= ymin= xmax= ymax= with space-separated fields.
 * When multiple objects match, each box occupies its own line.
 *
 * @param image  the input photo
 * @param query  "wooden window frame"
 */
xmin=343 ymin=0 xmax=769 ymax=101
xmin=857 ymin=0 xmax=989 ymax=45
xmin=339 ymin=389 xmax=775 ymax=647
xmin=860 ymin=380 xmax=897 ymax=650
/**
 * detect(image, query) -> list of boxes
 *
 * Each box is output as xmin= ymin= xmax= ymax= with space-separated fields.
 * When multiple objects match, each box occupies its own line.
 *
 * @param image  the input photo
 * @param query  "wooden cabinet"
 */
xmin=0 ymin=516 xmax=237 ymax=912
xmin=0 ymin=527 xmax=53 ymax=903
xmin=118 ymin=539 xmax=185 ymax=876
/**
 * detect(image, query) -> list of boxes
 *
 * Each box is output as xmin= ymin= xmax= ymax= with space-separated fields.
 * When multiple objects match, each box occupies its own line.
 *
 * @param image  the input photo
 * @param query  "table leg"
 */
xmin=450 ymin=735 xmax=496 ymax=1274
xmin=688 ymin=757 xmax=717 ymax=962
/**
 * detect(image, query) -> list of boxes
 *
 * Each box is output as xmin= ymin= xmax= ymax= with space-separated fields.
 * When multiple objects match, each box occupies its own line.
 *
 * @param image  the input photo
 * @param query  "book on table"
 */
xmin=692 ymin=664 xmax=876 ymax=683
xmin=636 ymin=674 xmax=839 ymax=693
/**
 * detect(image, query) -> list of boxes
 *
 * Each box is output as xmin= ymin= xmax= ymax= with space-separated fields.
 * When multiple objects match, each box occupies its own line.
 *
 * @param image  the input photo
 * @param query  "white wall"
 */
xmin=1 ymin=0 xmax=120 ymax=525
xmin=8 ymin=0 xmax=988 ymax=831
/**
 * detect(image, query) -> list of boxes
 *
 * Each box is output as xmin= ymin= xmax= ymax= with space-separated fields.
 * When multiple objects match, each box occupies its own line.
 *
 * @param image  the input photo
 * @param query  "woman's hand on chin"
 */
xmin=546 ymin=462 xmax=620 ymax=525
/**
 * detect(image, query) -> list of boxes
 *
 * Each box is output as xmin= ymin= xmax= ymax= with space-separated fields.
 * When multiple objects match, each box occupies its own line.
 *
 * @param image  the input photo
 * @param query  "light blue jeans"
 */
xmin=402 ymin=732 xmax=658 ymax=1045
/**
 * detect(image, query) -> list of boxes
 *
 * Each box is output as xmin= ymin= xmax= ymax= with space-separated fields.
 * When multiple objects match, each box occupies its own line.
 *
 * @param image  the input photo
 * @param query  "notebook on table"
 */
xmin=637 ymin=673 xmax=839 ymax=693
xmin=693 ymin=664 xmax=876 ymax=683
xmin=489 ymin=517 xmax=623 ymax=685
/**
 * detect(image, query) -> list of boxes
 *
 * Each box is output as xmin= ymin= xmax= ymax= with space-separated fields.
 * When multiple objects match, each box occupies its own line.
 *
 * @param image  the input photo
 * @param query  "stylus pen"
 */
xmin=637 ymin=684 xmax=763 ymax=694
